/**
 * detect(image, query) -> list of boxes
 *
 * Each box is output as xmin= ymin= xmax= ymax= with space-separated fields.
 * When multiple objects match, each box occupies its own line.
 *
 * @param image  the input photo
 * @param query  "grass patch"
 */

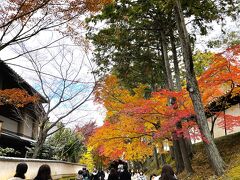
xmin=227 ymin=166 xmax=240 ymax=179
xmin=145 ymin=154 xmax=174 ymax=176
xmin=179 ymin=132 xmax=240 ymax=179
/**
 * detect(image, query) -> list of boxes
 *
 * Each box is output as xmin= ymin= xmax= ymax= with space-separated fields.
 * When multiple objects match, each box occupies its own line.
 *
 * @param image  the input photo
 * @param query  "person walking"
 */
xmin=8 ymin=163 xmax=28 ymax=180
xmin=107 ymin=168 xmax=118 ymax=180
xmin=104 ymin=170 xmax=109 ymax=180
xmin=99 ymin=170 xmax=105 ymax=180
xmin=34 ymin=164 xmax=52 ymax=180
xmin=90 ymin=168 xmax=100 ymax=180
xmin=119 ymin=165 xmax=131 ymax=180
xmin=159 ymin=164 xmax=177 ymax=180
xmin=137 ymin=171 xmax=146 ymax=180
xmin=150 ymin=174 xmax=157 ymax=180
xmin=82 ymin=168 xmax=90 ymax=180
xmin=77 ymin=170 xmax=84 ymax=180
xmin=134 ymin=170 xmax=140 ymax=180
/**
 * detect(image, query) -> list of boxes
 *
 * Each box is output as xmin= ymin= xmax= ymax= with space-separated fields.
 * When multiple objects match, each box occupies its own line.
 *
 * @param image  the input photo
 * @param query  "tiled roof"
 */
xmin=0 ymin=60 xmax=47 ymax=103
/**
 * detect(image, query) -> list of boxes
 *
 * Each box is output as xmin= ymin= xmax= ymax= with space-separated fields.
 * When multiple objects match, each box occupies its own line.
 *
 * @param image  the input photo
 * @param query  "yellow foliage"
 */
xmin=89 ymin=75 xmax=167 ymax=161
xmin=79 ymin=147 xmax=95 ymax=172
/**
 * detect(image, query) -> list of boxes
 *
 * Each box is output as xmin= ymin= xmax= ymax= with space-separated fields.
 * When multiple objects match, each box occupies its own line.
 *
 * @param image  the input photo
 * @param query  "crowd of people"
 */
xmin=8 ymin=163 xmax=52 ymax=180
xmin=76 ymin=167 xmax=106 ymax=180
xmin=76 ymin=164 xmax=132 ymax=180
xmin=8 ymin=162 xmax=177 ymax=180
xmin=77 ymin=164 xmax=177 ymax=180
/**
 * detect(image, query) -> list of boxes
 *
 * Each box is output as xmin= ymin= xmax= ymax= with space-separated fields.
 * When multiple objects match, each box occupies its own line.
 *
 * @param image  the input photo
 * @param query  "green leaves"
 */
xmin=86 ymin=0 xmax=167 ymax=89
xmin=193 ymin=51 xmax=214 ymax=77
xmin=47 ymin=127 xmax=85 ymax=162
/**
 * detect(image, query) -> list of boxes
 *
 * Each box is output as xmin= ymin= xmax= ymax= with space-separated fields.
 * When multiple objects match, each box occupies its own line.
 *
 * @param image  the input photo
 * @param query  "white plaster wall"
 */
xmin=0 ymin=157 xmax=85 ymax=180
xmin=224 ymin=104 xmax=240 ymax=135
xmin=0 ymin=115 xmax=18 ymax=133
xmin=208 ymin=104 xmax=240 ymax=138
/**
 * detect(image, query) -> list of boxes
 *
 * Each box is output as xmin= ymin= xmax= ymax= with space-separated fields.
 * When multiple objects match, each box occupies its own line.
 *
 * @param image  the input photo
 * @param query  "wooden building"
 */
xmin=0 ymin=60 xmax=46 ymax=157
xmin=206 ymin=88 xmax=240 ymax=138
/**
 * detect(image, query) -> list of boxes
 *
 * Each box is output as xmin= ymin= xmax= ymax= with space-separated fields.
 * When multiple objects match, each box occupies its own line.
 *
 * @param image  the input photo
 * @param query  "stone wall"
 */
xmin=0 ymin=156 xmax=85 ymax=180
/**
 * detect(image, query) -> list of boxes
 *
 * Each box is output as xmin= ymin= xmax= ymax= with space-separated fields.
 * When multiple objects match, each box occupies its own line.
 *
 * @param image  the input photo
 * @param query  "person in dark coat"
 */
xmin=8 ymin=163 xmax=28 ymax=180
xmin=91 ymin=168 xmax=100 ymax=180
xmin=159 ymin=164 xmax=177 ymax=180
xmin=82 ymin=168 xmax=90 ymax=180
xmin=119 ymin=165 xmax=131 ymax=180
xmin=77 ymin=170 xmax=84 ymax=180
xmin=99 ymin=170 xmax=105 ymax=180
xmin=107 ymin=168 xmax=119 ymax=180
xmin=34 ymin=164 xmax=52 ymax=180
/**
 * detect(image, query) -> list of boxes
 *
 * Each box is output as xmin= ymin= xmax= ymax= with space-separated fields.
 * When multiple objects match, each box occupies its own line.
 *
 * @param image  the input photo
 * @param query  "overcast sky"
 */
xmin=0 ymin=29 xmax=106 ymax=127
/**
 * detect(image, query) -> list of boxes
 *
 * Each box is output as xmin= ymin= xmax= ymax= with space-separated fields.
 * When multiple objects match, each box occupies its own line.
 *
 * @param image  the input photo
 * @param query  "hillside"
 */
xmin=147 ymin=132 xmax=240 ymax=179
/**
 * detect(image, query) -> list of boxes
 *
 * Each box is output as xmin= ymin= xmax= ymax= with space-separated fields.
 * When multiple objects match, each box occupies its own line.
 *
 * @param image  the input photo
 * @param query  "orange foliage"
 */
xmin=1 ymin=0 xmax=113 ymax=24
xmin=85 ymin=0 xmax=114 ymax=12
xmin=90 ymin=75 xmax=154 ymax=161
xmin=0 ymin=0 xmax=113 ymax=46
xmin=89 ymin=45 xmax=240 ymax=161
xmin=90 ymin=75 xmax=199 ymax=161
xmin=0 ymin=88 xmax=39 ymax=107
xmin=89 ymin=119 xmax=153 ymax=161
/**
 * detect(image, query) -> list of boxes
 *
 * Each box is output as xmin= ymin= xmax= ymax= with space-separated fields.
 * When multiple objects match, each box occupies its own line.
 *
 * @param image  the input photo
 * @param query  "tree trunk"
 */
xmin=161 ymin=29 xmax=186 ymax=173
xmin=157 ymin=41 xmax=168 ymax=89
xmin=172 ymin=135 xmax=184 ymax=174
xmin=160 ymin=30 xmax=174 ymax=90
xmin=170 ymin=32 xmax=181 ymax=91
xmin=32 ymin=126 xmax=47 ymax=158
xmin=171 ymin=32 xmax=194 ymax=159
xmin=160 ymin=153 xmax=166 ymax=165
xmin=174 ymin=0 xmax=225 ymax=175
xmin=153 ymin=146 xmax=160 ymax=169
xmin=177 ymin=123 xmax=194 ymax=174
xmin=178 ymin=137 xmax=193 ymax=174
xmin=162 ymin=28 xmax=193 ymax=174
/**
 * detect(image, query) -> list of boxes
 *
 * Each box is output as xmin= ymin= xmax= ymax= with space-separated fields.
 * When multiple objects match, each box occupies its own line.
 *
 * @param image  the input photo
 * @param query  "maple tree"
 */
xmin=85 ymin=0 xmax=229 ymax=173
xmin=89 ymin=45 xmax=240 ymax=169
xmin=0 ymin=88 xmax=38 ymax=107
xmin=76 ymin=121 xmax=97 ymax=143
xmin=89 ymin=75 xmax=155 ymax=161
xmin=89 ymin=75 xmax=196 ymax=163
xmin=89 ymin=118 xmax=154 ymax=162
xmin=85 ymin=0 xmax=239 ymax=175
xmin=2 ymin=0 xmax=238 ymax=176
xmin=199 ymin=45 xmax=240 ymax=133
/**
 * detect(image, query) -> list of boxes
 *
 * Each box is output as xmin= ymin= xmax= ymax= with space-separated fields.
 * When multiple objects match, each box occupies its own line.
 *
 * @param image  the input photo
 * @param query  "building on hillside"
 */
xmin=0 ymin=60 xmax=46 ymax=157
